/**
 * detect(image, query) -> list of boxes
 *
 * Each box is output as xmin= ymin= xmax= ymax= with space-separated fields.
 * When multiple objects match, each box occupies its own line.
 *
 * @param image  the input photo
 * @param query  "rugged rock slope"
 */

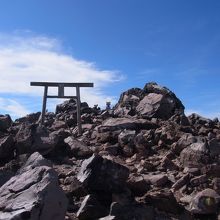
xmin=0 ymin=82 xmax=220 ymax=220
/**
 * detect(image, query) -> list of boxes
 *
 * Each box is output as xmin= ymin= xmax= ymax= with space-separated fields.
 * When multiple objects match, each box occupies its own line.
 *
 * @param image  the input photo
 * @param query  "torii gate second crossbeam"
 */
xmin=30 ymin=82 xmax=94 ymax=135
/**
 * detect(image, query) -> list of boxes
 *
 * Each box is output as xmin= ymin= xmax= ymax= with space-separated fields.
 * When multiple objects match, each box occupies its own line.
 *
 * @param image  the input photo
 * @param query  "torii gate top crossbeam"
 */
xmin=30 ymin=82 xmax=93 ymax=87
xmin=30 ymin=81 xmax=94 ymax=135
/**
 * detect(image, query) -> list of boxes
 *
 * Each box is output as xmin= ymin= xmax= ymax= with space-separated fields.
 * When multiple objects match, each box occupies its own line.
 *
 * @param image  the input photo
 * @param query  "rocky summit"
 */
xmin=0 ymin=82 xmax=220 ymax=220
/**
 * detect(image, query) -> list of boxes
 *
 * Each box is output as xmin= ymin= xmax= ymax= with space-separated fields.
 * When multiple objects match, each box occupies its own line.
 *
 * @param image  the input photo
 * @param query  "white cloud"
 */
xmin=0 ymin=98 xmax=29 ymax=118
xmin=0 ymin=32 xmax=124 ymax=118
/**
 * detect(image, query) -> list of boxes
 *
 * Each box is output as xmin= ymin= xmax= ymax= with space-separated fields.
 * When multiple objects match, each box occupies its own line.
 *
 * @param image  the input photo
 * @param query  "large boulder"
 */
xmin=0 ymin=152 xmax=67 ymax=220
xmin=77 ymin=154 xmax=129 ymax=193
xmin=137 ymin=82 xmax=184 ymax=119
xmin=15 ymin=123 xmax=34 ymax=154
xmin=15 ymin=124 xmax=61 ymax=156
xmin=114 ymin=82 xmax=184 ymax=119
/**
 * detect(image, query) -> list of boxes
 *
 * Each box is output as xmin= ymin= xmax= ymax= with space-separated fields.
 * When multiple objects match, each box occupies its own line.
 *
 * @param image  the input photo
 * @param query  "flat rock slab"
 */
xmin=99 ymin=118 xmax=158 ymax=132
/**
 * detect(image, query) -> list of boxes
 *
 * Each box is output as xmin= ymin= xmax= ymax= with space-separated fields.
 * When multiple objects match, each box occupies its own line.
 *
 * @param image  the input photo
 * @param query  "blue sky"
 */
xmin=0 ymin=0 xmax=220 ymax=119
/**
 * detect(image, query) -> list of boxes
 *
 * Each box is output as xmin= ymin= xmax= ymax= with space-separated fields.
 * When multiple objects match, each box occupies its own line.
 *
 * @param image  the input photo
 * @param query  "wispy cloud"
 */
xmin=0 ymin=32 xmax=124 ymax=118
xmin=0 ymin=98 xmax=29 ymax=118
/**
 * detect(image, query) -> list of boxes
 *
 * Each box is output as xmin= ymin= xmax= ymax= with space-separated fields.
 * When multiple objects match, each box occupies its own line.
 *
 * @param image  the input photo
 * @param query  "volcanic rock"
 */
xmin=0 ymin=135 xmax=15 ymax=161
xmin=0 ymin=114 xmax=12 ymax=131
xmin=77 ymin=154 xmax=129 ymax=193
xmin=189 ymin=188 xmax=220 ymax=214
xmin=180 ymin=141 xmax=210 ymax=168
xmin=0 ymin=152 xmax=67 ymax=220
xmin=77 ymin=194 xmax=108 ymax=220
xmin=1 ymin=82 xmax=220 ymax=220
xmin=64 ymin=136 xmax=93 ymax=158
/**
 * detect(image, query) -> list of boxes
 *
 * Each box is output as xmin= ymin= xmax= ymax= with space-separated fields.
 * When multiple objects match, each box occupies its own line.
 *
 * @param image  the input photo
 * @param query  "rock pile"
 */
xmin=0 ymin=82 xmax=220 ymax=220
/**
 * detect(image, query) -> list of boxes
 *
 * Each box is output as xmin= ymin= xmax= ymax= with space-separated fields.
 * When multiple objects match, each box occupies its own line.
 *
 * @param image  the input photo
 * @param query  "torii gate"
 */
xmin=30 ymin=82 xmax=94 ymax=135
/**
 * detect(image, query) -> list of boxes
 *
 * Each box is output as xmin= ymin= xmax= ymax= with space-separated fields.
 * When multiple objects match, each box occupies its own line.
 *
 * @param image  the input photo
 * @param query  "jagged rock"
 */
xmin=188 ymin=113 xmax=214 ymax=127
xmin=14 ymin=112 xmax=41 ymax=124
xmin=0 ymin=114 xmax=12 ymax=131
xmin=180 ymin=141 xmax=210 ymax=168
xmin=50 ymin=120 xmax=67 ymax=130
xmin=77 ymin=194 xmax=108 ymax=220
xmin=0 ymin=135 xmax=15 ymax=161
xmin=208 ymin=138 xmax=220 ymax=157
xmin=172 ymin=133 xmax=198 ymax=155
xmin=56 ymin=99 xmax=77 ymax=114
xmin=118 ymin=129 xmax=135 ymax=156
xmin=136 ymin=82 xmax=184 ymax=119
xmin=190 ymin=174 xmax=208 ymax=187
xmin=77 ymin=154 xmax=129 ymax=193
xmin=134 ymin=130 xmax=154 ymax=155
xmin=144 ymin=174 xmax=169 ymax=187
xmin=31 ymin=126 xmax=59 ymax=155
xmin=64 ymin=136 xmax=93 ymax=158
xmin=0 ymin=152 xmax=67 ymax=220
xmin=109 ymin=202 xmax=154 ymax=220
xmin=104 ymin=143 xmax=121 ymax=156
xmin=172 ymin=174 xmax=189 ymax=191
xmin=127 ymin=174 xmax=150 ymax=196
xmin=144 ymin=190 xmax=184 ymax=214
xmin=189 ymin=188 xmax=220 ymax=214
xmin=15 ymin=123 xmax=34 ymax=154
xmin=113 ymin=88 xmax=143 ymax=116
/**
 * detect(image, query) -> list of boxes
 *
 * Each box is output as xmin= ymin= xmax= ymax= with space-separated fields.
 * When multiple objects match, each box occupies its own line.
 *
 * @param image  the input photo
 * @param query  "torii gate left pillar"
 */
xmin=30 ymin=82 xmax=94 ymax=135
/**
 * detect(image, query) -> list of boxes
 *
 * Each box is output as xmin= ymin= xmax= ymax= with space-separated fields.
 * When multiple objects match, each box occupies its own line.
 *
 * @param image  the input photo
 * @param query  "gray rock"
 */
xmin=172 ymin=133 xmax=198 ymax=155
xmin=118 ymin=130 xmax=135 ymax=156
xmin=77 ymin=154 xmax=129 ymax=193
xmin=15 ymin=123 xmax=34 ymax=154
xmin=0 ymin=152 xmax=67 ymax=220
xmin=113 ymin=88 xmax=142 ymax=117
xmin=127 ymin=174 xmax=150 ymax=196
xmin=172 ymin=174 xmax=189 ymax=191
xmin=144 ymin=190 xmax=184 ymax=214
xmin=180 ymin=142 xmax=210 ymax=168
xmin=31 ymin=126 xmax=59 ymax=155
xmin=64 ymin=136 xmax=93 ymax=158
xmin=138 ymin=82 xmax=184 ymax=119
xmin=144 ymin=174 xmax=169 ymax=187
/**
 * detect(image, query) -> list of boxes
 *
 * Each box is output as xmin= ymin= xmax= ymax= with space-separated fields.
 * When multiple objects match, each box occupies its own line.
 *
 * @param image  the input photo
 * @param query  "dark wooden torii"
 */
xmin=30 ymin=82 xmax=94 ymax=135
